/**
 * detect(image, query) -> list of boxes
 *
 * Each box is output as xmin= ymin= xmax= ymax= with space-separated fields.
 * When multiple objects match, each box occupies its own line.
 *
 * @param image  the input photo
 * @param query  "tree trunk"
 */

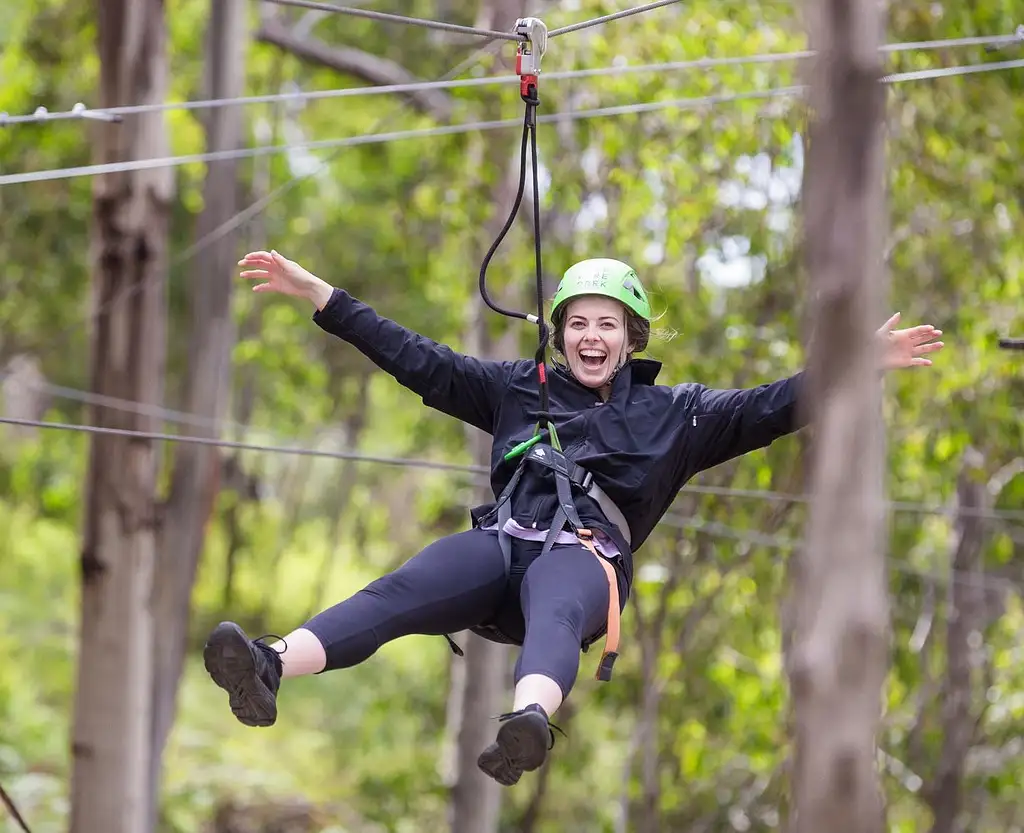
xmin=70 ymin=2 xmax=172 ymax=831
xmin=784 ymin=1 xmax=889 ymax=832
xmin=445 ymin=3 xmax=526 ymax=828
xmin=926 ymin=449 xmax=989 ymax=833
xmin=446 ymin=296 xmax=508 ymax=833
xmin=149 ymin=0 xmax=248 ymax=822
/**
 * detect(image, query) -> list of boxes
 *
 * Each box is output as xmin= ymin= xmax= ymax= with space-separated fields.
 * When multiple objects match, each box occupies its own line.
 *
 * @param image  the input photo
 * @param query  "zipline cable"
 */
xmin=0 ymin=416 xmax=487 ymax=474
xmin=23 ymin=39 xmax=508 ymax=384
xmin=4 ymin=57 xmax=1023 ymax=187
xmin=3 ymin=416 xmax=1017 ymax=589
xmin=259 ymin=0 xmax=523 ymax=41
xmin=660 ymin=516 xmax=1023 ymax=593
xmin=260 ymin=0 xmax=686 ymax=44
xmin=3 ymin=31 xmax=1020 ymax=125
xmin=7 ymin=49 xmax=1016 ymax=414
xmin=173 ymin=39 xmax=504 ymax=264
xmin=1 ymin=0 xmax=583 ymax=375
xmin=3 ymin=380 xmax=1022 ymax=524
xmin=549 ymin=0 xmax=683 ymax=37
xmin=0 ymin=783 xmax=31 ymax=833
xmin=2 ymin=54 xmax=805 ymax=124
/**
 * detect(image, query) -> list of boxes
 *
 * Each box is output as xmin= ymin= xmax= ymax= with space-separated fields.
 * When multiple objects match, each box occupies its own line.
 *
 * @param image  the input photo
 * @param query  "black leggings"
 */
xmin=302 ymin=527 xmax=612 ymax=698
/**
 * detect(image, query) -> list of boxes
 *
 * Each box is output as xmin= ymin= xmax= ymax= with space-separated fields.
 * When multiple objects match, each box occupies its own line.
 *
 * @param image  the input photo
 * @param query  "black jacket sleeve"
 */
xmin=688 ymin=371 xmax=806 ymax=473
xmin=312 ymin=287 xmax=515 ymax=433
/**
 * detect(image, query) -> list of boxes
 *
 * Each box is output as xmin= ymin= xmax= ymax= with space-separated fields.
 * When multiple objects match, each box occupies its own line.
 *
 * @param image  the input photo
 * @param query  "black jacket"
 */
xmin=313 ymin=288 xmax=805 ymax=598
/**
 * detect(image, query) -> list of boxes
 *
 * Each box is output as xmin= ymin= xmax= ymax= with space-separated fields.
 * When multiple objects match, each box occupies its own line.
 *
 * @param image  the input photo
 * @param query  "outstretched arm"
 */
xmin=686 ymin=372 xmax=806 ymax=474
xmin=239 ymin=250 xmax=513 ymax=432
xmin=684 ymin=313 xmax=944 ymax=474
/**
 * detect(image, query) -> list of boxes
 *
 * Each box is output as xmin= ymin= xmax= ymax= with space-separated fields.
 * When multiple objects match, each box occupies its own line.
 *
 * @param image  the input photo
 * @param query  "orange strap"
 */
xmin=576 ymin=529 xmax=620 ymax=682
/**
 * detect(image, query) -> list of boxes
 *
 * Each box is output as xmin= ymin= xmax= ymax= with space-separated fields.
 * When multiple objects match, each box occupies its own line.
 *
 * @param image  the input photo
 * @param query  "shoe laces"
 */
xmin=495 ymin=704 xmax=566 ymax=750
xmin=253 ymin=633 xmax=286 ymax=677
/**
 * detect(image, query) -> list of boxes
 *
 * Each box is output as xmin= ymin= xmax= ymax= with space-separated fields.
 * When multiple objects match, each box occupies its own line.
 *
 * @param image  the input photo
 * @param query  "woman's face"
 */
xmin=561 ymin=296 xmax=632 ymax=391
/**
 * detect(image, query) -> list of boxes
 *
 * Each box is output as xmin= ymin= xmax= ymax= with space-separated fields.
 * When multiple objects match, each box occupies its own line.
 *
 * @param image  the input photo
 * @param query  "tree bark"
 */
xmin=149 ymin=0 xmax=248 ymax=822
xmin=70 ymin=2 xmax=172 ymax=831
xmin=444 ymin=0 xmax=530 ymax=825
xmin=446 ymin=297 xmax=508 ymax=833
xmin=784 ymin=1 xmax=889 ymax=831
xmin=926 ymin=449 xmax=989 ymax=833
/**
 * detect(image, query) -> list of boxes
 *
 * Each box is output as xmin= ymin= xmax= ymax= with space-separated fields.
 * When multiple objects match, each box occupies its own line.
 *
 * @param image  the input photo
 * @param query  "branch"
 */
xmin=255 ymin=18 xmax=454 ymax=122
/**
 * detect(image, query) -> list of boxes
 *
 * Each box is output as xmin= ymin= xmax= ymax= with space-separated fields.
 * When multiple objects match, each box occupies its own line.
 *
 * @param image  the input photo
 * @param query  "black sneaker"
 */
xmin=476 ymin=704 xmax=562 ymax=786
xmin=203 ymin=621 xmax=284 ymax=727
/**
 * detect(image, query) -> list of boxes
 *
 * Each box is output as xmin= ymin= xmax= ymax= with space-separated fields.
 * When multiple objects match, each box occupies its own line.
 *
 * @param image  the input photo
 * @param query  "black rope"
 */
xmin=526 ymin=83 xmax=552 ymax=426
xmin=476 ymin=102 xmax=534 ymax=324
xmin=477 ymin=78 xmax=558 ymax=448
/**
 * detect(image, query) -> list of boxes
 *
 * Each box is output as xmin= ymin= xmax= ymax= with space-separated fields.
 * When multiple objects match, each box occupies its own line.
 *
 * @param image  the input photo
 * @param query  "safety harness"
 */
xmin=450 ymin=17 xmax=626 ymax=683
xmin=487 ymin=441 xmax=626 ymax=681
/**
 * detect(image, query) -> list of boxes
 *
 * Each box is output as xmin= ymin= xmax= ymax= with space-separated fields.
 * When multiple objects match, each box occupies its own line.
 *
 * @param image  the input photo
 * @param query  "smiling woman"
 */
xmin=549 ymin=259 xmax=653 ymax=400
xmin=207 ymin=248 xmax=942 ymax=789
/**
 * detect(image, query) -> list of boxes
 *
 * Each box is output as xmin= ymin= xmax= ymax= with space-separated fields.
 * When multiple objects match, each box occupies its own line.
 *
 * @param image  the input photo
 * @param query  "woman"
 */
xmin=204 ymin=250 xmax=943 ymax=787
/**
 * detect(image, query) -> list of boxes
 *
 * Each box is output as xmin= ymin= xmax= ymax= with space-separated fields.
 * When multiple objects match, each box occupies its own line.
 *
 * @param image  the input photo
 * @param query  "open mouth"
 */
xmin=578 ymin=349 xmax=607 ymax=371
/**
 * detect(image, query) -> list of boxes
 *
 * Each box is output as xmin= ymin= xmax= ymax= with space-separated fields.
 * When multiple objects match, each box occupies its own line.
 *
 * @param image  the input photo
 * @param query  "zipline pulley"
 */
xmin=515 ymin=17 xmax=548 ymax=100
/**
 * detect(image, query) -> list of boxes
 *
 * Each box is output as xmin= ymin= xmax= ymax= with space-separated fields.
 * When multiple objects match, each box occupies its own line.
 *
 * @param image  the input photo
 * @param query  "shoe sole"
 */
xmin=203 ymin=622 xmax=278 ymax=728
xmin=477 ymin=714 xmax=549 ymax=786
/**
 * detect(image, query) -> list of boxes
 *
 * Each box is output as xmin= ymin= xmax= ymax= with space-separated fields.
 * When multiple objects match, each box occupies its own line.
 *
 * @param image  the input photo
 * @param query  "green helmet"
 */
xmin=550 ymin=258 xmax=651 ymax=322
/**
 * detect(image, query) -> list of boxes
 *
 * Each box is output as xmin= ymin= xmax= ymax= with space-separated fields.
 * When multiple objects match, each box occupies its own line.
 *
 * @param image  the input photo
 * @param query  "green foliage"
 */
xmin=1 ymin=0 xmax=1022 ymax=831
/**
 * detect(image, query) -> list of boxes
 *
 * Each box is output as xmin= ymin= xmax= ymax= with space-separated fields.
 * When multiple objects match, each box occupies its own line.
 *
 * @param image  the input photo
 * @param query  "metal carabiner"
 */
xmin=514 ymin=17 xmax=548 ymax=100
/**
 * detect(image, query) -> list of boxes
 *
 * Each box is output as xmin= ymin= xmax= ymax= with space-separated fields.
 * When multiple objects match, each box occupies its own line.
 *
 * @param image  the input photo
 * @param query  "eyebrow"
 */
xmin=568 ymin=315 xmax=621 ymax=323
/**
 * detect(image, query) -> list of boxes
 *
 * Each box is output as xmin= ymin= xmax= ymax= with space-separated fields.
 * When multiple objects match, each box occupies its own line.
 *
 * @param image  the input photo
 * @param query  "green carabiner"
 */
xmin=503 ymin=430 xmax=547 ymax=461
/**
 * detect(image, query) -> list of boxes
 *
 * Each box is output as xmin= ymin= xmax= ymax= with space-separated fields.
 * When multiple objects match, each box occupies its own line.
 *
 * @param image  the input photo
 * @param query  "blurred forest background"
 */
xmin=0 ymin=0 xmax=1022 ymax=832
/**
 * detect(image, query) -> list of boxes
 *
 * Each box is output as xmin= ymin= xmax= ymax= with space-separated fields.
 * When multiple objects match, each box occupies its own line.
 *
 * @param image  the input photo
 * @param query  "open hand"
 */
xmin=877 ymin=312 xmax=944 ymax=370
xmin=238 ymin=250 xmax=318 ymax=297
xmin=238 ymin=250 xmax=333 ymax=310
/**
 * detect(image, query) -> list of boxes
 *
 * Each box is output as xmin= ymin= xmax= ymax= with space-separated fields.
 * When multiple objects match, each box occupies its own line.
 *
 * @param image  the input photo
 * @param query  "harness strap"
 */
xmin=497 ymin=495 xmax=513 ymax=575
xmin=576 ymin=529 xmax=620 ymax=682
xmin=523 ymin=444 xmax=632 ymax=543
xmin=586 ymin=480 xmax=631 ymax=546
xmin=468 ymin=442 xmax=625 ymax=682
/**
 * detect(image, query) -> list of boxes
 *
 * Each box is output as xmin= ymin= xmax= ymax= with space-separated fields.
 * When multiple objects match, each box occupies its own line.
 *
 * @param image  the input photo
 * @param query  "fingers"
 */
xmin=907 ymin=325 xmax=941 ymax=341
xmin=915 ymin=340 xmax=944 ymax=354
xmin=239 ymin=250 xmax=273 ymax=262
xmin=239 ymin=269 xmax=269 ymax=280
xmin=879 ymin=312 xmax=901 ymax=332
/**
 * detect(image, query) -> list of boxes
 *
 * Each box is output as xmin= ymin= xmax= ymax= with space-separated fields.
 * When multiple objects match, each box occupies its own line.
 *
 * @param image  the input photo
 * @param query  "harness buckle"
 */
xmin=596 ymin=651 xmax=618 ymax=682
xmin=514 ymin=17 xmax=547 ymax=100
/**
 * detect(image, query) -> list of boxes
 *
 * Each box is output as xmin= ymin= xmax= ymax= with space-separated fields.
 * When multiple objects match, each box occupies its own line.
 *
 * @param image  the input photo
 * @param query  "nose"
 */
xmin=583 ymin=323 xmax=601 ymax=342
